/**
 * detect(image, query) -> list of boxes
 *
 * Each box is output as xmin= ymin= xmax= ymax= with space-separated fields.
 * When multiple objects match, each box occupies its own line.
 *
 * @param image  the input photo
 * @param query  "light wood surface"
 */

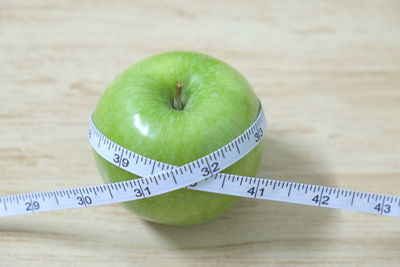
xmin=1 ymin=0 xmax=399 ymax=266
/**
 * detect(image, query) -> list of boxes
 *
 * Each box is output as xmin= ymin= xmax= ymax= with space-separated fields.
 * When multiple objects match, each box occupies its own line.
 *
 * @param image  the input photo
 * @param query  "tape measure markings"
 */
xmin=1 ymin=104 xmax=399 ymax=218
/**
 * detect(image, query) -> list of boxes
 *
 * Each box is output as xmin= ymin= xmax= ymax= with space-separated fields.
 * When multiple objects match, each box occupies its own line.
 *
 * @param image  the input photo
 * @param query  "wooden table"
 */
xmin=1 ymin=0 xmax=399 ymax=266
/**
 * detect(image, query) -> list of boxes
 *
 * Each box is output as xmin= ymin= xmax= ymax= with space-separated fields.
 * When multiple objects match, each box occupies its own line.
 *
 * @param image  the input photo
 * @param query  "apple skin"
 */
xmin=92 ymin=51 xmax=264 ymax=226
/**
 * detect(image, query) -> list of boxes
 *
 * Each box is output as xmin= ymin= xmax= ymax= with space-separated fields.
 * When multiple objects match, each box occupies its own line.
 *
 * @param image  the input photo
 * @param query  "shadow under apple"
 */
xmin=143 ymin=135 xmax=339 ymax=252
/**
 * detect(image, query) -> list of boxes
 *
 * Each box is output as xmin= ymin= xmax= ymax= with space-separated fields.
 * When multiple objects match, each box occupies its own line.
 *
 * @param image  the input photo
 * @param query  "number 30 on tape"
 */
xmin=0 ymin=103 xmax=399 ymax=218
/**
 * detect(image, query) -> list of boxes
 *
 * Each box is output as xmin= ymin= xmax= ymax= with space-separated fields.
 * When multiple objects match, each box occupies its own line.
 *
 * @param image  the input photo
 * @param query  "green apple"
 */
xmin=92 ymin=51 xmax=264 ymax=226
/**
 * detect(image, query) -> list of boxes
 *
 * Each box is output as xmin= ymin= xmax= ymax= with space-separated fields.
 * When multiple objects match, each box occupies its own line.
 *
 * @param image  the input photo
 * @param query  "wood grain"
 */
xmin=1 ymin=0 xmax=399 ymax=266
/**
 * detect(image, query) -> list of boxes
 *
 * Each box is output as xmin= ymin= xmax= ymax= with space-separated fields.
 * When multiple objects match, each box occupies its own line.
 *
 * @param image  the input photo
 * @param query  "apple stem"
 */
xmin=173 ymin=82 xmax=185 ymax=110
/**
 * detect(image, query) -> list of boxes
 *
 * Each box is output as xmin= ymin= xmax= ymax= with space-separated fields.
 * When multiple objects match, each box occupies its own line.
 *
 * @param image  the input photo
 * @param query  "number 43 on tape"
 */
xmin=0 ymin=106 xmax=399 ymax=218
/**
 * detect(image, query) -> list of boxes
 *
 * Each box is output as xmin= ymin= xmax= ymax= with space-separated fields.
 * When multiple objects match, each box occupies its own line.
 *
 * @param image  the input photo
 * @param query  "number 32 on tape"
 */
xmin=0 ymin=104 xmax=399 ymax=218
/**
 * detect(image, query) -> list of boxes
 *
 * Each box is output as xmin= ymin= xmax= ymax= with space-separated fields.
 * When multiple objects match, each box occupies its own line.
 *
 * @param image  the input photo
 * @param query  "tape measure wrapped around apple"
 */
xmin=91 ymin=51 xmax=265 ymax=226
xmin=2 ymin=51 xmax=397 ymax=221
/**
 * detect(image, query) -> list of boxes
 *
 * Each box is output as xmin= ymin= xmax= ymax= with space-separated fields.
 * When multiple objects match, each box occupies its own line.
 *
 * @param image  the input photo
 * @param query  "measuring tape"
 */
xmin=1 ymin=104 xmax=399 ymax=218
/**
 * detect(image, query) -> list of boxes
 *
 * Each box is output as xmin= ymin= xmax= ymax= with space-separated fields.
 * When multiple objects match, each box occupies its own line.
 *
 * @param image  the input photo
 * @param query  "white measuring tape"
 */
xmin=1 ymin=104 xmax=399 ymax=218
